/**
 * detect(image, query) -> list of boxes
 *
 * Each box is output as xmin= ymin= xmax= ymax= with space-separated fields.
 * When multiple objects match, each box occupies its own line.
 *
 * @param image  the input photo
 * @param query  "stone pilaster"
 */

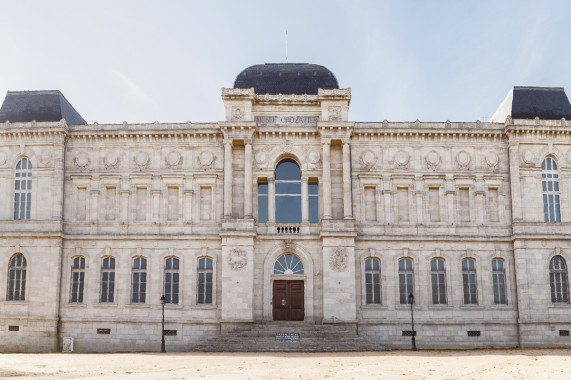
xmin=244 ymin=140 xmax=253 ymax=218
xmin=322 ymin=140 xmax=332 ymax=219
xmin=342 ymin=140 xmax=353 ymax=219
xmin=223 ymin=140 xmax=233 ymax=218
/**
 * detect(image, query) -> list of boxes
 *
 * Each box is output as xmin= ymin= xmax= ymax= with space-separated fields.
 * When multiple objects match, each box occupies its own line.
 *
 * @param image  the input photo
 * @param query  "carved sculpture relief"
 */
xmin=360 ymin=150 xmax=377 ymax=169
xmin=485 ymin=151 xmax=500 ymax=171
xmin=134 ymin=151 xmax=150 ymax=170
xmin=231 ymin=107 xmax=243 ymax=121
xmin=281 ymin=140 xmax=294 ymax=154
xmin=329 ymin=106 xmax=341 ymax=121
xmin=329 ymin=248 xmax=348 ymax=272
xmin=306 ymin=150 xmax=321 ymax=169
xmin=394 ymin=150 xmax=410 ymax=169
xmin=425 ymin=150 xmax=441 ymax=171
xmin=197 ymin=150 xmax=215 ymax=169
xmin=165 ymin=150 xmax=182 ymax=168
xmin=228 ymin=248 xmax=247 ymax=270
xmin=455 ymin=150 xmax=471 ymax=170
xmin=39 ymin=149 xmax=53 ymax=167
xmin=104 ymin=151 xmax=120 ymax=169
xmin=73 ymin=151 xmax=90 ymax=169
xmin=254 ymin=149 xmax=268 ymax=168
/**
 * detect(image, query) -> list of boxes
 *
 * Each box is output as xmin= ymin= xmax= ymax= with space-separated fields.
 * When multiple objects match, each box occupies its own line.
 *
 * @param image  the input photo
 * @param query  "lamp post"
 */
xmin=160 ymin=295 xmax=166 ymax=353
xmin=408 ymin=292 xmax=417 ymax=351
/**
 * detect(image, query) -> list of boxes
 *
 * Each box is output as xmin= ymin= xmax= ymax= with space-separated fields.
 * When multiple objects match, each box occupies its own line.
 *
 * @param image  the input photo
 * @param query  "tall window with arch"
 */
xmin=164 ymin=257 xmax=179 ymax=304
xmin=70 ymin=256 xmax=85 ymax=303
xmin=542 ymin=157 xmax=561 ymax=223
xmin=275 ymin=159 xmax=302 ymax=223
xmin=398 ymin=258 xmax=414 ymax=304
xmin=550 ymin=255 xmax=569 ymax=304
xmin=462 ymin=258 xmax=478 ymax=305
xmin=431 ymin=258 xmax=447 ymax=305
xmin=14 ymin=158 xmax=32 ymax=220
xmin=197 ymin=257 xmax=213 ymax=304
xmin=7 ymin=253 xmax=27 ymax=301
xmin=131 ymin=257 xmax=147 ymax=304
xmin=364 ymin=258 xmax=381 ymax=305
xmin=492 ymin=258 xmax=507 ymax=305
xmin=100 ymin=257 xmax=115 ymax=303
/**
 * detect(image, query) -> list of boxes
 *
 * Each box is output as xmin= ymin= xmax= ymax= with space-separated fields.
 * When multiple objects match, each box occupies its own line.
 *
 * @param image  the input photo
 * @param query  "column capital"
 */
xmin=321 ymin=138 xmax=331 ymax=146
xmin=301 ymin=176 xmax=309 ymax=184
xmin=267 ymin=177 xmax=275 ymax=184
xmin=223 ymin=138 xmax=233 ymax=146
xmin=244 ymin=139 xmax=253 ymax=146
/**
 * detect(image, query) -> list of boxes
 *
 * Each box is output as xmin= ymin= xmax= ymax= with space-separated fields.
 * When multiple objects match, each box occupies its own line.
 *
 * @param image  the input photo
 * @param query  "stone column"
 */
xmin=223 ymin=140 xmax=233 ymax=218
xmin=415 ymin=192 xmax=424 ymax=225
xmin=301 ymin=177 xmax=309 ymax=223
xmin=375 ymin=188 xmax=382 ymax=223
xmin=244 ymin=140 xmax=253 ymax=218
xmin=342 ymin=140 xmax=353 ymax=219
xmin=120 ymin=190 xmax=130 ymax=222
xmin=268 ymin=178 xmax=275 ymax=223
xmin=151 ymin=190 xmax=161 ymax=222
xmin=382 ymin=190 xmax=392 ymax=224
xmin=475 ymin=191 xmax=485 ymax=224
xmin=322 ymin=140 xmax=332 ymax=219
xmin=184 ymin=190 xmax=194 ymax=223
xmin=90 ymin=190 xmax=99 ymax=223
xmin=509 ymin=142 xmax=523 ymax=221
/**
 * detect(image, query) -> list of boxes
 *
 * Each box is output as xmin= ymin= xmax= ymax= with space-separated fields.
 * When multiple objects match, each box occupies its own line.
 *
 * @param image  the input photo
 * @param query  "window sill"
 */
xmin=2 ymin=301 xmax=28 ymax=305
xmin=66 ymin=303 xmax=87 ymax=307
xmin=125 ymin=304 xmax=151 ymax=308
xmin=94 ymin=303 xmax=118 ymax=307
xmin=549 ymin=303 xmax=571 ymax=308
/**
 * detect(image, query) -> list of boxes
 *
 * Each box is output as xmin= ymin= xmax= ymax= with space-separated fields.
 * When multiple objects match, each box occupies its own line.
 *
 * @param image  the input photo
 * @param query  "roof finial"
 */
xmin=285 ymin=30 xmax=288 ymax=63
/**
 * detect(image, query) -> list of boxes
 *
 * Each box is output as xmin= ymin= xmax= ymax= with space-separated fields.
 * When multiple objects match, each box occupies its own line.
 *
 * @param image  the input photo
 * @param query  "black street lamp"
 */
xmin=160 ymin=295 xmax=166 ymax=353
xmin=408 ymin=292 xmax=417 ymax=351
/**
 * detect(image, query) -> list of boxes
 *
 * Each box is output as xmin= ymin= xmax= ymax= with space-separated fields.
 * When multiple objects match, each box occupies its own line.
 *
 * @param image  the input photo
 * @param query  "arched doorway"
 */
xmin=272 ymin=254 xmax=304 ymax=321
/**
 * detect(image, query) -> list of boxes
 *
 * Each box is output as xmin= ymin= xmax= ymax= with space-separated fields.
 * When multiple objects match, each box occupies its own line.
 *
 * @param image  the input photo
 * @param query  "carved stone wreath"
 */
xmin=104 ymin=151 xmax=120 ymax=169
xmin=425 ymin=150 xmax=440 ymax=171
xmin=254 ymin=150 xmax=268 ymax=167
xmin=134 ymin=151 xmax=150 ymax=170
xmin=455 ymin=150 xmax=471 ymax=170
xmin=521 ymin=149 xmax=535 ymax=167
xmin=394 ymin=150 xmax=410 ymax=169
xmin=73 ymin=151 xmax=90 ymax=169
xmin=198 ymin=150 xmax=215 ymax=169
xmin=329 ymin=248 xmax=348 ymax=272
xmin=39 ymin=149 xmax=53 ymax=166
xmin=485 ymin=151 xmax=499 ymax=171
xmin=281 ymin=140 xmax=294 ymax=153
xmin=165 ymin=150 xmax=182 ymax=168
xmin=360 ymin=150 xmax=377 ymax=169
xmin=228 ymin=248 xmax=247 ymax=270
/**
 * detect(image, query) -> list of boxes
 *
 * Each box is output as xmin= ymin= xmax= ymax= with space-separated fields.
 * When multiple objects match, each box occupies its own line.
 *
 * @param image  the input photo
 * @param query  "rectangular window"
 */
xmin=136 ymin=187 xmax=147 ymax=221
xmin=131 ymin=257 xmax=147 ymax=304
xmin=431 ymin=259 xmax=447 ymax=304
xmin=459 ymin=188 xmax=470 ymax=222
xmin=105 ymin=187 xmax=116 ymax=221
xmin=492 ymin=259 xmax=507 ymax=304
xmin=70 ymin=257 xmax=85 ymax=303
xmin=462 ymin=259 xmax=478 ymax=305
xmin=365 ymin=258 xmax=381 ymax=304
xmin=100 ymin=257 xmax=115 ymax=303
xmin=487 ymin=188 xmax=499 ymax=222
xmin=429 ymin=187 xmax=440 ymax=222
xmin=258 ymin=182 xmax=268 ymax=223
xmin=77 ymin=187 xmax=87 ymax=221
xmin=164 ymin=257 xmax=179 ymax=304
xmin=398 ymin=258 xmax=414 ymax=304
xmin=308 ymin=181 xmax=319 ymax=223
xmin=197 ymin=257 xmax=213 ymax=304
xmin=167 ymin=187 xmax=179 ymax=221
xmin=200 ymin=187 xmax=212 ymax=221
xmin=397 ymin=187 xmax=409 ymax=223
xmin=364 ymin=187 xmax=377 ymax=222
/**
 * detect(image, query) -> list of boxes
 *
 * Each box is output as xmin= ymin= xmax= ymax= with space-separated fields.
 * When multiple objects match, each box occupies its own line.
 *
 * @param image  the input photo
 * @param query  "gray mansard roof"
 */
xmin=233 ymin=63 xmax=339 ymax=95
xmin=491 ymin=86 xmax=571 ymax=122
xmin=0 ymin=90 xmax=86 ymax=125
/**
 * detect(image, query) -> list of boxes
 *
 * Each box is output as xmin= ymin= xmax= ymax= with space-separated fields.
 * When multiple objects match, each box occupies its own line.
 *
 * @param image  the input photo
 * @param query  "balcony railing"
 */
xmin=276 ymin=225 xmax=300 ymax=234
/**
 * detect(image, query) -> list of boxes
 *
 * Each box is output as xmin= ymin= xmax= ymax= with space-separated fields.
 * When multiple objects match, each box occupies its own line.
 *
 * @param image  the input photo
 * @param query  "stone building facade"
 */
xmin=1 ymin=63 xmax=570 ymax=352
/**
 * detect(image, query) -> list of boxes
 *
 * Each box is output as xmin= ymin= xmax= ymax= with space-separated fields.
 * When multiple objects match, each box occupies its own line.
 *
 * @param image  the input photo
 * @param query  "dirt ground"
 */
xmin=0 ymin=349 xmax=570 ymax=379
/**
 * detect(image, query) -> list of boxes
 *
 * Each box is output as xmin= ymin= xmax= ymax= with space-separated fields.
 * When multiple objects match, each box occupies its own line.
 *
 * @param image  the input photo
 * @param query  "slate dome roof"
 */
xmin=233 ymin=63 xmax=339 ymax=95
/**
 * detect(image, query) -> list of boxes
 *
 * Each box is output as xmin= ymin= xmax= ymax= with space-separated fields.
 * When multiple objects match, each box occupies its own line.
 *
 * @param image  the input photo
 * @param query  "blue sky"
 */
xmin=1 ymin=0 xmax=570 ymax=123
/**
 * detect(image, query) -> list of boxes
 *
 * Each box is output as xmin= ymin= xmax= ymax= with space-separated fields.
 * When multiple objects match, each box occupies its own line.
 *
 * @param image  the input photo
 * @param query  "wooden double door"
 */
xmin=272 ymin=280 xmax=304 ymax=321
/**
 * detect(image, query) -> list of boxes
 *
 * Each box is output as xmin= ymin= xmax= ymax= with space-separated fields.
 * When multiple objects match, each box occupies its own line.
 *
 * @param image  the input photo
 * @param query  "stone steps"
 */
xmin=192 ymin=322 xmax=385 ymax=352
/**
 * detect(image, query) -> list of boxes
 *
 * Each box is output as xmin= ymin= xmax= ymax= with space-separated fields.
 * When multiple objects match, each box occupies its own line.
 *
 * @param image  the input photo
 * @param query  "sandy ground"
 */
xmin=0 ymin=349 xmax=570 ymax=380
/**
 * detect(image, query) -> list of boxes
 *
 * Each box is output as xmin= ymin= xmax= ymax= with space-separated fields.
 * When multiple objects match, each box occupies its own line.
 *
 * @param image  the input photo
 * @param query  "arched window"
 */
xmin=70 ymin=256 xmax=85 ymax=303
xmin=100 ymin=257 xmax=115 ymax=303
xmin=131 ymin=257 xmax=147 ymax=304
xmin=431 ymin=258 xmax=446 ymax=305
xmin=275 ymin=159 xmax=301 ymax=223
xmin=550 ymin=256 xmax=569 ymax=304
xmin=164 ymin=257 xmax=179 ymax=304
xmin=365 ymin=258 xmax=381 ymax=305
xmin=398 ymin=258 xmax=414 ymax=304
xmin=14 ymin=158 xmax=32 ymax=220
xmin=197 ymin=257 xmax=213 ymax=304
xmin=542 ymin=157 xmax=561 ymax=223
xmin=7 ymin=253 xmax=26 ymax=301
xmin=462 ymin=258 xmax=478 ymax=305
xmin=274 ymin=254 xmax=304 ymax=275
xmin=492 ymin=258 xmax=507 ymax=305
